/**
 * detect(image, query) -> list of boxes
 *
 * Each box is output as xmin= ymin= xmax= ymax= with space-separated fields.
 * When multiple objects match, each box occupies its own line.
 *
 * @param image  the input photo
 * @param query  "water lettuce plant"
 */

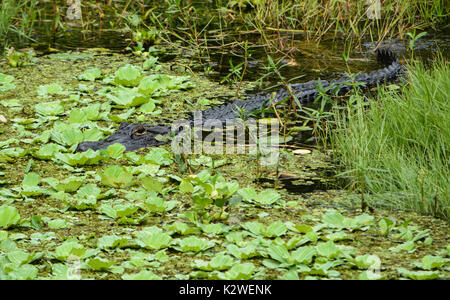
xmin=78 ymin=68 xmax=102 ymax=81
xmin=113 ymin=64 xmax=142 ymax=87
xmin=172 ymin=236 xmax=215 ymax=253
xmin=100 ymin=165 xmax=134 ymax=188
xmin=35 ymin=101 xmax=65 ymax=117
xmin=140 ymin=193 xmax=178 ymax=214
xmin=54 ymin=149 xmax=109 ymax=166
xmin=0 ymin=206 xmax=20 ymax=229
xmin=238 ymin=187 xmax=281 ymax=206
xmin=37 ymin=83 xmax=67 ymax=98
xmin=106 ymin=87 xmax=149 ymax=107
xmin=0 ymin=73 xmax=15 ymax=91
xmin=134 ymin=227 xmax=172 ymax=250
xmin=192 ymin=253 xmax=235 ymax=271
xmin=99 ymin=202 xmax=139 ymax=220
xmin=217 ymin=262 xmax=255 ymax=280
xmin=97 ymin=235 xmax=130 ymax=250
xmin=242 ymin=221 xmax=287 ymax=238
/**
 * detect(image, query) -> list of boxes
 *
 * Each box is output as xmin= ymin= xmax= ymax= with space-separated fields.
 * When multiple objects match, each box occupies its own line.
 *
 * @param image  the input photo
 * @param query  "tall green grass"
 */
xmin=227 ymin=0 xmax=448 ymax=42
xmin=329 ymin=59 xmax=449 ymax=219
xmin=0 ymin=0 xmax=19 ymax=38
xmin=0 ymin=0 xmax=38 ymax=45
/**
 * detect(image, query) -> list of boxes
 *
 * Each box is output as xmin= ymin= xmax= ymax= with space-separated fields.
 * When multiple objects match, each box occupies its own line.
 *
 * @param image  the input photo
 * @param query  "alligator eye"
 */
xmin=132 ymin=126 xmax=148 ymax=136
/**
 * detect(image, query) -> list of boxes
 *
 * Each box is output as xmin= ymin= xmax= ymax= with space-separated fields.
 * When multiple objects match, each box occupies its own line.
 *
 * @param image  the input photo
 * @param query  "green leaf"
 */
xmin=192 ymin=253 xmax=235 ymax=271
xmin=141 ymin=176 xmax=163 ymax=193
xmin=179 ymin=179 xmax=194 ymax=193
xmin=37 ymin=83 xmax=67 ymax=98
xmin=97 ymin=235 xmax=129 ymax=250
xmin=266 ymin=221 xmax=287 ymax=237
xmin=389 ymin=240 xmax=416 ymax=253
xmin=173 ymin=236 xmax=215 ymax=253
xmin=7 ymin=249 xmax=40 ymax=265
xmin=106 ymin=87 xmax=148 ymax=107
xmin=55 ymin=149 xmax=109 ymax=166
xmin=165 ymin=222 xmax=197 ymax=236
xmin=86 ymin=257 xmax=114 ymax=271
xmin=22 ymin=172 xmax=40 ymax=187
xmin=266 ymin=244 xmax=291 ymax=265
xmin=99 ymin=203 xmax=138 ymax=219
xmin=218 ymin=262 xmax=255 ymax=280
xmin=135 ymin=227 xmax=172 ymax=250
xmin=241 ymin=221 xmax=265 ymax=236
xmin=34 ymin=143 xmax=65 ymax=160
xmin=76 ymin=183 xmax=101 ymax=199
xmin=316 ymin=241 xmax=341 ymax=259
xmin=139 ymin=101 xmax=157 ymax=113
xmin=55 ymin=176 xmax=84 ymax=192
xmin=321 ymin=210 xmax=345 ymax=227
xmin=238 ymin=187 xmax=280 ymax=205
xmin=68 ymin=104 xmax=101 ymax=123
xmin=78 ymin=68 xmax=102 ymax=81
xmin=143 ymin=56 xmax=158 ymax=70
xmin=145 ymin=148 xmax=173 ymax=165
xmin=113 ymin=64 xmax=142 ymax=87
xmin=0 ymin=73 xmax=16 ymax=91
xmin=0 ymin=205 xmax=21 ymax=229
xmin=54 ymin=240 xmax=85 ymax=261
xmin=242 ymin=221 xmax=286 ymax=238
xmin=418 ymin=255 xmax=448 ymax=270
xmin=106 ymin=143 xmax=126 ymax=159
xmin=321 ymin=210 xmax=373 ymax=231
xmin=323 ymin=232 xmax=350 ymax=242
xmin=5 ymin=264 xmax=38 ymax=280
xmin=53 ymin=191 xmax=97 ymax=211
xmin=100 ymin=165 xmax=134 ymax=188
xmin=397 ymin=267 xmax=440 ymax=280
xmin=291 ymin=246 xmax=316 ymax=265
xmin=358 ymin=270 xmax=383 ymax=280
xmin=350 ymin=254 xmax=381 ymax=269
xmin=377 ymin=218 xmax=396 ymax=236
xmin=138 ymin=74 xmax=193 ymax=95
xmin=226 ymin=244 xmax=259 ymax=259
xmin=198 ymin=223 xmax=231 ymax=236
xmin=141 ymin=193 xmax=178 ymax=214
xmin=48 ymin=218 xmax=72 ymax=229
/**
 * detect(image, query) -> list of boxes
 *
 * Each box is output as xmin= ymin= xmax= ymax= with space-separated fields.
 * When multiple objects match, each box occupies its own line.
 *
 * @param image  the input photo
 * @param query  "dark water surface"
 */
xmin=7 ymin=1 xmax=449 ymax=85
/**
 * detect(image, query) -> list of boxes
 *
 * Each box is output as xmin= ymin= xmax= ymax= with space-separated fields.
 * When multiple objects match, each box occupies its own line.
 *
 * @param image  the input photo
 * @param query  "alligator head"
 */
xmin=76 ymin=122 xmax=171 ymax=152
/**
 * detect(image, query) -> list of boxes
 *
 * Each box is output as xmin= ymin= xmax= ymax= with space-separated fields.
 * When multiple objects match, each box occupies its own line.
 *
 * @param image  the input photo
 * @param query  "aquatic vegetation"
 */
xmin=134 ymin=227 xmax=173 ymax=250
xmin=37 ymin=83 xmax=67 ymax=98
xmin=0 ymin=73 xmax=15 ymax=92
xmin=0 ymin=44 xmax=447 ymax=281
xmin=329 ymin=59 xmax=449 ymax=218
xmin=0 ymin=205 xmax=20 ymax=229
xmin=113 ymin=64 xmax=143 ymax=87
xmin=5 ymin=48 xmax=36 ymax=67
xmin=54 ymin=149 xmax=109 ymax=166
xmin=78 ymin=68 xmax=102 ymax=82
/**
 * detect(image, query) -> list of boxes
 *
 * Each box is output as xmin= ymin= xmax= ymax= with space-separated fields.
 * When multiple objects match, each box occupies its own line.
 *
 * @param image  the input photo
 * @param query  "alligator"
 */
xmin=76 ymin=48 xmax=402 ymax=152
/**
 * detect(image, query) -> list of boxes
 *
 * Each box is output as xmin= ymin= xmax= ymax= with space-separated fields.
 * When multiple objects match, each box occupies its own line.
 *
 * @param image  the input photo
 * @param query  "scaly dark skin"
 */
xmin=76 ymin=48 xmax=403 ymax=152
